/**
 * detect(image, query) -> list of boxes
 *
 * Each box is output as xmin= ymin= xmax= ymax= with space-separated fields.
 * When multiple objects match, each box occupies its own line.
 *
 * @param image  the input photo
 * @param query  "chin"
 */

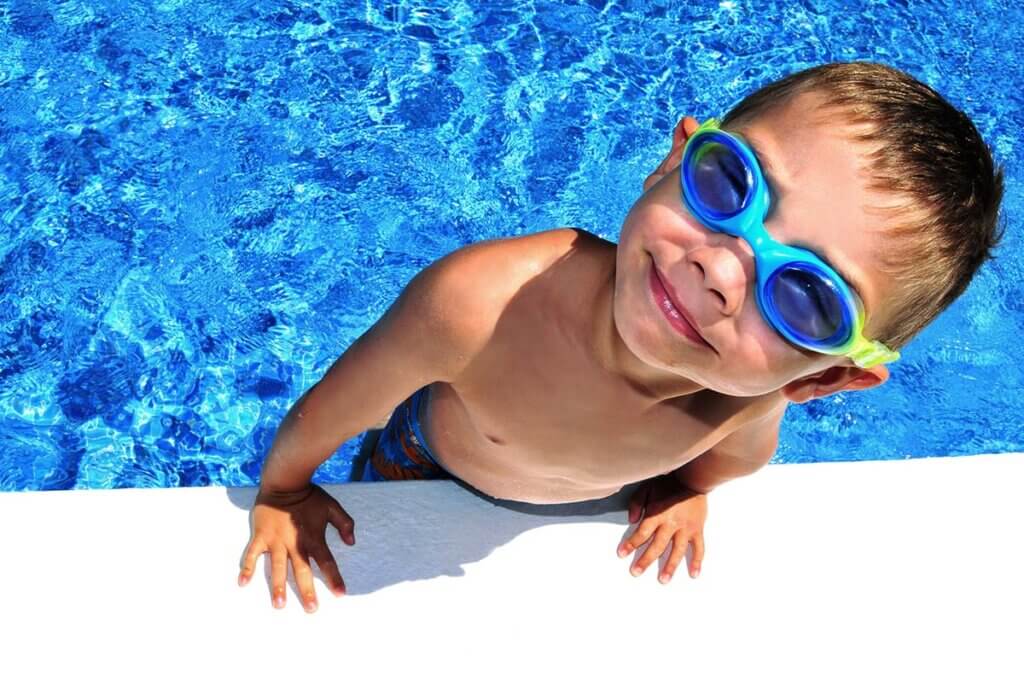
xmin=715 ymin=362 xmax=806 ymax=397
xmin=612 ymin=283 xmax=665 ymax=364
xmin=613 ymin=285 xmax=705 ymax=382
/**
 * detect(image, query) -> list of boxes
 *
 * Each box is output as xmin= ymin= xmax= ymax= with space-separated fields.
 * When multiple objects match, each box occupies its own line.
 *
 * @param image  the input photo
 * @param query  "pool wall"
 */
xmin=3 ymin=452 xmax=1021 ymax=680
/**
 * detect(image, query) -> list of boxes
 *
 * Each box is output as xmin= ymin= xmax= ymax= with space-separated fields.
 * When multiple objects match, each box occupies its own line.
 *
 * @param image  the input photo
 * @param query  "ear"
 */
xmin=667 ymin=116 xmax=700 ymax=170
xmin=643 ymin=116 xmax=701 ymax=193
xmin=780 ymin=362 xmax=890 ymax=404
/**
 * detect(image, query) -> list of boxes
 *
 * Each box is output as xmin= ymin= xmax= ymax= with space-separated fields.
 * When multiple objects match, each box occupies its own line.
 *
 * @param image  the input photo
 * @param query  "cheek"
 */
xmin=717 ymin=319 xmax=812 ymax=393
xmin=612 ymin=269 xmax=648 ymax=338
xmin=619 ymin=201 xmax=652 ymax=249
xmin=623 ymin=188 xmax=689 ymax=241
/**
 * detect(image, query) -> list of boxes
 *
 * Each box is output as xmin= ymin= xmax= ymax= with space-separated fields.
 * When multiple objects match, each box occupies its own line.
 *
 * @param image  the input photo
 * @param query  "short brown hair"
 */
xmin=721 ymin=61 xmax=1006 ymax=351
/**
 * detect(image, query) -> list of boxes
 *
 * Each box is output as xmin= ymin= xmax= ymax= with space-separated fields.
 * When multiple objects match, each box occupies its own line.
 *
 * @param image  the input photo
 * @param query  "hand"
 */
xmin=617 ymin=474 xmax=706 ymax=583
xmin=642 ymin=116 xmax=700 ymax=193
xmin=238 ymin=483 xmax=355 ymax=612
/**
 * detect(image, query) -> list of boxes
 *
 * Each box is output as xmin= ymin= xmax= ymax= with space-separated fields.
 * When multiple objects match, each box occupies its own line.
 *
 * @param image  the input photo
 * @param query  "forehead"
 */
xmin=729 ymin=92 xmax=891 ymax=329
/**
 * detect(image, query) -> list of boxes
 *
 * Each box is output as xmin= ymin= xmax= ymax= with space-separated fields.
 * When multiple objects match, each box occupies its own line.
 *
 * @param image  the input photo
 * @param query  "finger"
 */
xmin=238 ymin=537 xmax=267 ymax=587
xmin=626 ymin=482 xmax=650 ymax=526
xmin=327 ymin=504 xmax=356 ymax=545
xmin=289 ymin=544 xmax=319 ymax=613
xmin=270 ymin=544 xmax=288 ymax=609
xmin=631 ymin=526 xmax=673 ymax=577
xmin=619 ymin=516 xmax=656 ymax=558
xmin=690 ymin=532 xmax=705 ymax=578
xmin=310 ymin=543 xmax=347 ymax=597
xmin=626 ymin=487 xmax=640 ymax=523
xmin=659 ymin=531 xmax=690 ymax=584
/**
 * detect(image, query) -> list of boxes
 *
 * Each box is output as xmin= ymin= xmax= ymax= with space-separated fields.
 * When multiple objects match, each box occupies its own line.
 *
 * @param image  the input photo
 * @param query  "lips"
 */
xmin=650 ymin=261 xmax=713 ymax=350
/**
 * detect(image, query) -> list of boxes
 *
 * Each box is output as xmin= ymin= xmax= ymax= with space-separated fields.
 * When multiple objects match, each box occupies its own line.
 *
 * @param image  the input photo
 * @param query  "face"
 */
xmin=614 ymin=91 xmax=892 ymax=399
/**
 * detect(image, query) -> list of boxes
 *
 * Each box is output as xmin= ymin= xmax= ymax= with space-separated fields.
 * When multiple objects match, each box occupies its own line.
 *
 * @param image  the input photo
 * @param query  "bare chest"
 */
xmin=421 ymin=324 xmax=729 ymax=503
xmin=412 ymin=228 xmax=740 ymax=504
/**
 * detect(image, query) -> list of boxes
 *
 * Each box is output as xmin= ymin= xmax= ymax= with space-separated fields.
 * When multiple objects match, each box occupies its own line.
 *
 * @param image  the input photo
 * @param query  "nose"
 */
xmin=685 ymin=232 xmax=756 ymax=317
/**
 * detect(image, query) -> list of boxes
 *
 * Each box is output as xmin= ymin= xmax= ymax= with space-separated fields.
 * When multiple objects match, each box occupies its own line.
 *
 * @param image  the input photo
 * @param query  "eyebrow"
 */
xmin=742 ymin=136 xmax=870 ymax=309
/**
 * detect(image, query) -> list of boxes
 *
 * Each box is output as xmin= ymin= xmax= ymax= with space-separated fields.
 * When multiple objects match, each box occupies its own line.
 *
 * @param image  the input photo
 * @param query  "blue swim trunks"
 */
xmin=360 ymin=385 xmax=452 ymax=482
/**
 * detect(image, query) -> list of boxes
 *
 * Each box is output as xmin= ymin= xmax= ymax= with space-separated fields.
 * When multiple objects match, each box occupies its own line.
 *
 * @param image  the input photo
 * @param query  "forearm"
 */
xmin=671 ymin=462 xmax=717 ymax=495
xmin=258 ymin=325 xmax=443 ymax=493
xmin=258 ymin=384 xmax=350 ymax=493
xmin=257 ymin=313 xmax=432 ymax=493
xmin=672 ymin=400 xmax=785 ymax=494
xmin=670 ymin=449 xmax=767 ymax=495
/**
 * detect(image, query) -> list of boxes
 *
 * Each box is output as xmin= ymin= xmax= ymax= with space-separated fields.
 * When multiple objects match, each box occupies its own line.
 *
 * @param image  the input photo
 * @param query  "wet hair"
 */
xmin=721 ymin=61 xmax=1006 ymax=351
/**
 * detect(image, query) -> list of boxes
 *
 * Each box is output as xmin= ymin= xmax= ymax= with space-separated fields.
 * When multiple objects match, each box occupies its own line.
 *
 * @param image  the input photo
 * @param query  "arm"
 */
xmin=259 ymin=240 xmax=499 ymax=493
xmin=241 ymin=241 xmax=513 ymax=611
xmin=672 ymin=398 xmax=788 ymax=494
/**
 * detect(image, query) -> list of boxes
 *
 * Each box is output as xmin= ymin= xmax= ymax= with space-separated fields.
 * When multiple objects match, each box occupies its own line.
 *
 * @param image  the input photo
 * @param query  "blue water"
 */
xmin=1 ymin=1 xmax=1022 ymax=492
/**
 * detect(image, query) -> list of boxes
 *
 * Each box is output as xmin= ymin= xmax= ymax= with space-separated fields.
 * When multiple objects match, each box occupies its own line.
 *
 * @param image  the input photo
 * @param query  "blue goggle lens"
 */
xmin=691 ymin=141 xmax=751 ymax=217
xmin=767 ymin=265 xmax=848 ymax=344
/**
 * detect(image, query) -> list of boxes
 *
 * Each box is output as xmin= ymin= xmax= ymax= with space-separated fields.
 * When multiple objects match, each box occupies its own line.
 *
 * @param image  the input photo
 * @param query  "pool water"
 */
xmin=1 ymin=1 xmax=1021 ymax=491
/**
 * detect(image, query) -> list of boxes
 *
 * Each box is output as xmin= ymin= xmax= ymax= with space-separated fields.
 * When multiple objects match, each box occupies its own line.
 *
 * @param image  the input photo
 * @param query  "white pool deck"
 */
xmin=2 ymin=452 xmax=1022 ymax=682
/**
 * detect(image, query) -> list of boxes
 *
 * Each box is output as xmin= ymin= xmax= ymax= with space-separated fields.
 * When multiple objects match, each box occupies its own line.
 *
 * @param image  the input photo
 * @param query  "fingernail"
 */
xmin=617 ymin=548 xmax=627 ymax=558
xmin=238 ymin=575 xmax=248 ymax=587
xmin=274 ymin=595 xmax=285 ymax=608
xmin=659 ymin=573 xmax=670 ymax=584
xmin=631 ymin=566 xmax=642 ymax=577
xmin=306 ymin=601 xmax=318 ymax=613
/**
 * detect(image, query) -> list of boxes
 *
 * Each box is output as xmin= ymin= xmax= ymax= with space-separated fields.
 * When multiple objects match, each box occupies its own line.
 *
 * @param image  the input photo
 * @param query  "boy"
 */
xmin=237 ymin=62 xmax=1004 ymax=612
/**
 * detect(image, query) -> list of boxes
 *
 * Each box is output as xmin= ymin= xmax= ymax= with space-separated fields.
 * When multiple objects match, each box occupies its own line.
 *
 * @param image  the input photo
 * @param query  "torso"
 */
xmin=418 ymin=228 xmax=771 ymax=503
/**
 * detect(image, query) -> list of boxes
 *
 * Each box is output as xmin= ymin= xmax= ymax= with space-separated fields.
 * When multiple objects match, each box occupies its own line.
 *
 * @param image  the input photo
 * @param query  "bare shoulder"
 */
xmin=710 ymin=393 xmax=789 ymax=463
xmin=430 ymin=227 xmax=605 ymax=294
xmin=411 ymin=227 xmax=600 ymax=373
xmin=449 ymin=226 xmax=604 ymax=266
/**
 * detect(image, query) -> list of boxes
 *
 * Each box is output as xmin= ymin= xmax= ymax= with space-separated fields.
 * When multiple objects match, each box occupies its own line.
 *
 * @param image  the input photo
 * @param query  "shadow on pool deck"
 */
xmin=225 ymin=428 xmax=646 ymax=597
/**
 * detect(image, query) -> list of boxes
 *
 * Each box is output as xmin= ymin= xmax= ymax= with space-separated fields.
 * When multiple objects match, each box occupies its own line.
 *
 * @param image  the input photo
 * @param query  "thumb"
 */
xmin=627 ymin=482 xmax=651 ymax=524
xmin=327 ymin=504 xmax=356 ymax=545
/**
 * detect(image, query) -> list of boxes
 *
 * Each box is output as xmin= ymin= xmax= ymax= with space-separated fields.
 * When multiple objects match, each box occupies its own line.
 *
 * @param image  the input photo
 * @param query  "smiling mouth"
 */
xmin=649 ymin=259 xmax=713 ymax=350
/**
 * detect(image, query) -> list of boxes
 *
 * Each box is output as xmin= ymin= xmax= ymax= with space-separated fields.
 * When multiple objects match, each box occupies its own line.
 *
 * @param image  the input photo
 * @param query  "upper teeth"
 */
xmin=661 ymin=296 xmax=681 ymax=318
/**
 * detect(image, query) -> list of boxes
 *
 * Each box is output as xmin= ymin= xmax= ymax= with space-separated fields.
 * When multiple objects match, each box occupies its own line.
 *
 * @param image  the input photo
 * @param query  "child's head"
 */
xmin=719 ymin=61 xmax=1005 ymax=351
xmin=614 ymin=62 xmax=1005 ymax=401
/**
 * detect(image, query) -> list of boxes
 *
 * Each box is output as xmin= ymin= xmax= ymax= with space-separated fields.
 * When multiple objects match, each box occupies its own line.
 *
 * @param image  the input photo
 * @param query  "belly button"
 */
xmin=485 ymin=433 xmax=505 ymax=445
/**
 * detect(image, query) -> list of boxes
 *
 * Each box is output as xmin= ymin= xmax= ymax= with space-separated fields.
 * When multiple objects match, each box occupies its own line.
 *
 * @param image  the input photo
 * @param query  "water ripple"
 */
xmin=2 ymin=0 xmax=1021 ymax=490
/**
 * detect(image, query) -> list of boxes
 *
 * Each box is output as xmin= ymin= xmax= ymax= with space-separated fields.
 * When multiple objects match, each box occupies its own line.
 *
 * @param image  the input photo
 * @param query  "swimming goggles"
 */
xmin=679 ymin=118 xmax=900 ymax=368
